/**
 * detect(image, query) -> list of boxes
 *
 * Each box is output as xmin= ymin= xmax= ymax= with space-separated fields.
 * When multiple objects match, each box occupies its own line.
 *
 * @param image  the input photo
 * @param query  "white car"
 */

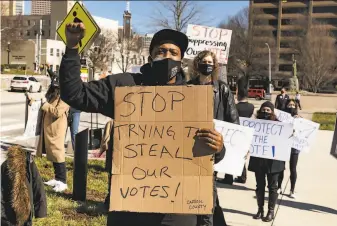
xmin=10 ymin=76 xmax=42 ymax=93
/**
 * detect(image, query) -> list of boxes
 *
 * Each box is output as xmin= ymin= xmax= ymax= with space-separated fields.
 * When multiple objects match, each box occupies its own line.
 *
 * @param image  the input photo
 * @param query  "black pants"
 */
xmin=53 ymin=162 xmax=67 ymax=184
xmin=295 ymin=99 xmax=302 ymax=109
xmin=255 ymin=171 xmax=279 ymax=199
xmin=278 ymin=153 xmax=299 ymax=192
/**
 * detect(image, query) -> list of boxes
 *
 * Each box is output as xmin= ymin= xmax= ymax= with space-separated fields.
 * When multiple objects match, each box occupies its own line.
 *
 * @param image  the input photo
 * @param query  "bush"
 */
xmin=312 ymin=112 xmax=336 ymax=131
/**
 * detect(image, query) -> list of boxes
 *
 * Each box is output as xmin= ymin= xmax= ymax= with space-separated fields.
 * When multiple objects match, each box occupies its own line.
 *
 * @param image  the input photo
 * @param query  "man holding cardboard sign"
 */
xmin=59 ymin=22 xmax=225 ymax=226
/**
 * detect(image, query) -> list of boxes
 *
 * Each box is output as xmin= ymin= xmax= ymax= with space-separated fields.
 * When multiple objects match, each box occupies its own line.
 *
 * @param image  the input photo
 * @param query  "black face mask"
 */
xmin=198 ymin=63 xmax=214 ymax=76
xmin=151 ymin=58 xmax=181 ymax=85
xmin=257 ymin=111 xmax=272 ymax=120
xmin=286 ymin=107 xmax=298 ymax=116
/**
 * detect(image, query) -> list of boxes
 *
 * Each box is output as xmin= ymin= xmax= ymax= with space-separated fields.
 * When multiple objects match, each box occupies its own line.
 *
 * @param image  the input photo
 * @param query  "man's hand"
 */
xmin=65 ymin=22 xmax=85 ymax=49
xmin=196 ymin=128 xmax=224 ymax=153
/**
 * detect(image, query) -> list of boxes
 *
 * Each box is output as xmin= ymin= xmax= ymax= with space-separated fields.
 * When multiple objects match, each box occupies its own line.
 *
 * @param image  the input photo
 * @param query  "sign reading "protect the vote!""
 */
xmin=110 ymin=85 xmax=214 ymax=214
xmin=186 ymin=24 xmax=232 ymax=64
xmin=214 ymin=119 xmax=254 ymax=176
xmin=292 ymin=118 xmax=319 ymax=152
xmin=240 ymin=117 xmax=293 ymax=161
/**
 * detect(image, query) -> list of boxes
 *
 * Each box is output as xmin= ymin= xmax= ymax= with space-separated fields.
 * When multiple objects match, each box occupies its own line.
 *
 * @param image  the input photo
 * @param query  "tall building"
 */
xmin=1 ymin=1 xmax=16 ymax=16
xmin=250 ymin=0 xmax=337 ymax=80
xmin=15 ymin=1 xmax=24 ymax=15
xmin=31 ymin=0 xmax=51 ymax=15
xmin=123 ymin=1 xmax=132 ymax=39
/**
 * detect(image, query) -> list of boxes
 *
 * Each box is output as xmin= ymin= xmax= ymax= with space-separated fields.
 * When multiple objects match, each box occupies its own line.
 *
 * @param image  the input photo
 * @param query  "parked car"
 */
xmin=10 ymin=76 xmax=42 ymax=93
xmin=248 ymin=88 xmax=265 ymax=100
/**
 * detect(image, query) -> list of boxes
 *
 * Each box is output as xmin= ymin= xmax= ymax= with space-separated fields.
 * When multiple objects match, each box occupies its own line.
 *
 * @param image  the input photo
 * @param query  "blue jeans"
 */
xmin=69 ymin=108 xmax=81 ymax=150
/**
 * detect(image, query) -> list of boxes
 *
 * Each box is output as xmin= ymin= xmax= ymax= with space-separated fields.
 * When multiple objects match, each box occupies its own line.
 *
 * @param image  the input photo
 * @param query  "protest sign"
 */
xmin=110 ymin=85 xmax=214 ymax=214
xmin=213 ymin=119 xmax=254 ymax=176
xmin=292 ymin=118 xmax=319 ymax=152
xmin=240 ymin=117 xmax=293 ymax=161
xmin=185 ymin=24 xmax=232 ymax=64
xmin=24 ymin=101 xmax=42 ymax=138
xmin=274 ymin=109 xmax=294 ymax=124
xmin=330 ymin=114 xmax=337 ymax=159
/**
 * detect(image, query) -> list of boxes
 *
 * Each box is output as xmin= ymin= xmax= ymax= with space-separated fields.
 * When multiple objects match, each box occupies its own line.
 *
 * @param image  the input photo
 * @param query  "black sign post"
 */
xmin=330 ymin=113 xmax=337 ymax=159
xmin=73 ymin=128 xmax=89 ymax=201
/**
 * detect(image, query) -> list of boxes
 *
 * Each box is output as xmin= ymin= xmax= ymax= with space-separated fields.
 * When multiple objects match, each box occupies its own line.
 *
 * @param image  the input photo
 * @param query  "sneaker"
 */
xmin=289 ymin=191 xmax=296 ymax=199
xmin=44 ymin=179 xmax=58 ymax=187
xmin=53 ymin=181 xmax=68 ymax=193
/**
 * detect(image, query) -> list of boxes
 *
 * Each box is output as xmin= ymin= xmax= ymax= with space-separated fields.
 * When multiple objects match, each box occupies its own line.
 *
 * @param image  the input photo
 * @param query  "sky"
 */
xmin=24 ymin=1 xmax=248 ymax=34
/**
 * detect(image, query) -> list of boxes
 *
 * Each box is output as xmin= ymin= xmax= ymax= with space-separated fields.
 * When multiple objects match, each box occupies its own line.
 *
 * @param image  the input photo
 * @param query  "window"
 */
xmin=280 ymin=42 xmax=291 ymax=48
xmin=56 ymin=49 xmax=60 ymax=57
xmin=313 ymin=6 xmax=337 ymax=14
xmin=49 ymin=30 xmax=51 ymax=36
xmin=34 ymin=30 xmax=37 ymax=36
xmin=29 ymin=77 xmax=35 ymax=82
xmin=27 ymin=20 xmax=30 ymax=26
xmin=41 ymin=30 xmax=45 ymax=36
xmin=26 ymin=30 xmax=30 ymax=36
xmin=19 ymin=31 xmax=23 ymax=36
xmin=50 ymin=48 xmax=54 ymax=56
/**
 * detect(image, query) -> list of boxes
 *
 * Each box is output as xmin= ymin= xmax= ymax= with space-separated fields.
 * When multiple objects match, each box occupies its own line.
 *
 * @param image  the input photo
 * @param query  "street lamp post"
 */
xmin=265 ymin=43 xmax=272 ymax=94
xmin=7 ymin=42 xmax=11 ymax=65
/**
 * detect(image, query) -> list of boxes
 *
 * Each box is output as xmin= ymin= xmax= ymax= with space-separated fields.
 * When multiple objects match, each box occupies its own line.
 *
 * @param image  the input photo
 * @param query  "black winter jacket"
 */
xmin=1 ymin=146 xmax=47 ymax=226
xmin=59 ymin=48 xmax=200 ymax=226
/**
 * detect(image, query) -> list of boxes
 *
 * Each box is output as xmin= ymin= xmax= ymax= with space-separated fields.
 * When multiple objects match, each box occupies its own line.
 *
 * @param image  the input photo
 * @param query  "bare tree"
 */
xmin=150 ymin=0 xmax=204 ymax=32
xmin=87 ymin=30 xmax=117 ymax=72
xmin=115 ymin=34 xmax=143 ymax=73
xmin=294 ymin=22 xmax=337 ymax=93
xmin=219 ymin=7 xmax=276 ymax=81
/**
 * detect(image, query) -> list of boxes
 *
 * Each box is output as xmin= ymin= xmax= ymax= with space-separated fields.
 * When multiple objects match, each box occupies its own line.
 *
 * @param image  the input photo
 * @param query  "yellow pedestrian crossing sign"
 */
xmin=57 ymin=1 xmax=101 ymax=54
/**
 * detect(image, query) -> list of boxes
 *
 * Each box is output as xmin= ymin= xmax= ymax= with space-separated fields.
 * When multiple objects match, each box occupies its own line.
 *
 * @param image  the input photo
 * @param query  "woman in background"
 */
xmin=248 ymin=101 xmax=285 ymax=222
xmin=278 ymin=99 xmax=301 ymax=199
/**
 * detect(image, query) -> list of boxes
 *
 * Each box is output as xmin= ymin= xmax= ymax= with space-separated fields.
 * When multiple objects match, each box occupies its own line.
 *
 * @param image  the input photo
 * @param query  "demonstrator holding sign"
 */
xmin=59 ymin=22 xmax=225 ymax=226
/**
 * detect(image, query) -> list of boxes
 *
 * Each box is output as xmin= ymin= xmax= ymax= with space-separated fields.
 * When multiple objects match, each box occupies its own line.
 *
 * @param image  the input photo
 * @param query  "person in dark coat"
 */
xmin=59 ymin=22 xmax=225 ymax=226
xmin=277 ymin=99 xmax=301 ymax=198
xmin=1 ymin=146 xmax=47 ymax=226
xmin=274 ymin=88 xmax=290 ymax=111
xmin=248 ymin=101 xmax=285 ymax=222
xmin=234 ymin=75 xmax=255 ymax=184
xmin=188 ymin=50 xmax=240 ymax=226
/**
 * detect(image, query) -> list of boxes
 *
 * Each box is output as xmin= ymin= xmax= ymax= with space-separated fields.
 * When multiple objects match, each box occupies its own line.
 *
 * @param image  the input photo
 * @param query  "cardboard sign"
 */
xmin=185 ymin=24 xmax=232 ymax=64
xmin=292 ymin=118 xmax=320 ymax=152
xmin=110 ymin=86 xmax=214 ymax=214
xmin=274 ymin=109 xmax=294 ymax=124
xmin=57 ymin=2 xmax=101 ymax=54
xmin=24 ymin=101 xmax=42 ymax=137
xmin=330 ymin=114 xmax=337 ymax=159
xmin=240 ymin=117 xmax=293 ymax=161
xmin=213 ymin=119 xmax=254 ymax=176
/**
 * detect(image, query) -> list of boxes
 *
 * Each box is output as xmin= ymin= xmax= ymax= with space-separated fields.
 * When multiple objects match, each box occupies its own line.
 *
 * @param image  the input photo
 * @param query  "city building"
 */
xmin=15 ymin=0 xmax=24 ymax=15
xmin=31 ymin=0 xmax=51 ymax=15
xmin=1 ymin=1 xmax=16 ymax=16
xmin=250 ymin=0 xmax=337 ymax=85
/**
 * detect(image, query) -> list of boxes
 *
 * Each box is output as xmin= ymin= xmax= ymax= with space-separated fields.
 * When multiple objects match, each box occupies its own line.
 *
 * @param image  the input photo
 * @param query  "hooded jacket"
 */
xmin=59 ymin=48 xmax=197 ymax=226
xmin=1 ymin=146 xmax=47 ymax=226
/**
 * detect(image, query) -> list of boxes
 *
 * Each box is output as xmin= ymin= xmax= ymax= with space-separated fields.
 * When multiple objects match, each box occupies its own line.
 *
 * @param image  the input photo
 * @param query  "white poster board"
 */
xmin=213 ymin=119 xmax=254 ymax=176
xmin=274 ymin=109 xmax=294 ymax=124
xmin=185 ymin=24 xmax=232 ymax=64
xmin=24 ymin=101 xmax=42 ymax=138
xmin=292 ymin=118 xmax=320 ymax=152
xmin=240 ymin=117 xmax=293 ymax=161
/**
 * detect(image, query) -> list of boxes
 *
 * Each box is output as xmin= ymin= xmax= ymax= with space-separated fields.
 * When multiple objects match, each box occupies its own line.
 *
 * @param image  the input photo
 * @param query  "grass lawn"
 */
xmin=312 ymin=112 xmax=336 ymax=131
xmin=33 ymin=157 xmax=108 ymax=226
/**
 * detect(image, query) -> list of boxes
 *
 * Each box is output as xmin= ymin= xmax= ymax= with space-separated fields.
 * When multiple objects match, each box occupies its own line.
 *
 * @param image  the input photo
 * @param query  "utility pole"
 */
xmin=265 ymin=43 xmax=272 ymax=94
xmin=38 ymin=19 xmax=42 ymax=74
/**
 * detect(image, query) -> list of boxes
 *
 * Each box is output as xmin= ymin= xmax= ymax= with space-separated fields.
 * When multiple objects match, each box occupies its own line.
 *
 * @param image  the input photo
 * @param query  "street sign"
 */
xmin=57 ymin=1 xmax=101 ymax=54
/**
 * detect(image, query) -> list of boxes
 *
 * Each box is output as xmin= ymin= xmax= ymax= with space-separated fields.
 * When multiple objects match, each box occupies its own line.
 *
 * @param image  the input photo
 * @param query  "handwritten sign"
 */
xmin=274 ymin=109 xmax=294 ymax=124
xmin=213 ymin=119 xmax=254 ymax=176
xmin=186 ymin=24 xmax=232 ymax=64
xmin=24 ymin=101 xmax=42 ymax=137
xmin=110 ymin=86 xmax=214 ymax=214
xmin=240 ymin=117 xmax=293 ymax=161
xmin=292 ymin=118 xmax=319 ymax=152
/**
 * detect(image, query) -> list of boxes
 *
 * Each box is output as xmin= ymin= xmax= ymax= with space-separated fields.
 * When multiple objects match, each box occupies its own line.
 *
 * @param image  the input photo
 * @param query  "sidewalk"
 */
xmin=217 ymin=130 xmax=337 ymax=226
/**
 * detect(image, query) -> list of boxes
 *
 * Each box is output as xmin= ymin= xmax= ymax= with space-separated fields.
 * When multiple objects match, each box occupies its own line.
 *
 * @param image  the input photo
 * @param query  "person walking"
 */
xmin=36 ymin=75 xmax=70 ymax=193
xmin=274 ymin=88 xmax=289 ymax=111
xmin=188 ymin=50 xmax=239 ymax=226
xmin=59 ymin=22 xmax=224 ymax=226
xmin=277 ymin=99 xmax=301 ymax=198
xmin=234 ymin=75 xmax=255 ymax=184
xmin=295 ymin=91 xmax=302 ymax=110
xmin=249 ymin=101 xmax=285 ymax=222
